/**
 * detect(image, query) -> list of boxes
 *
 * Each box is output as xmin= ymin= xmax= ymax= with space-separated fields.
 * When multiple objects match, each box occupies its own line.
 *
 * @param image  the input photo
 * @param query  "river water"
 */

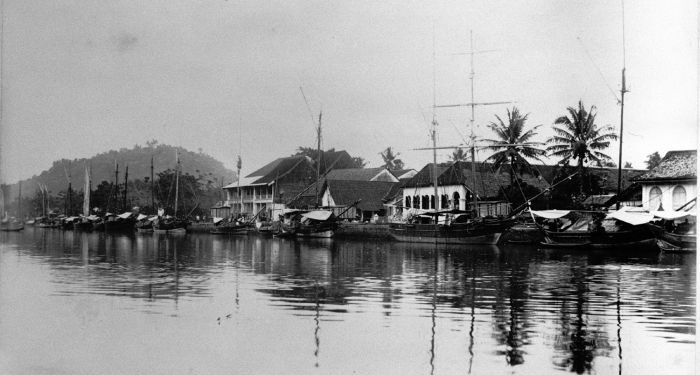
xmin=0 ymin=228 xmax=695 ymax=375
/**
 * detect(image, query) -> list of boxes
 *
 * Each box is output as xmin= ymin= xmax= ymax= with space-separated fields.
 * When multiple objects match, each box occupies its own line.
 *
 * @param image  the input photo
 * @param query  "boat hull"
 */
xmin=648 ymin=223 xmax=696 ymax=251
xmin=389 ymin=223 xmax=503 ymax=245
xmin=543 ymin=225 xmax=657 ymax=250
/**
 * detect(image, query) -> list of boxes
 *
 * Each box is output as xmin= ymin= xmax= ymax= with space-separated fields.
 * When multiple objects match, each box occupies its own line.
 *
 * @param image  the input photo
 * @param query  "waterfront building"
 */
xmin=222 ymin=150 xmax=353 ymax=219
xmin=632 ymin=150 xmax=697 ymax=211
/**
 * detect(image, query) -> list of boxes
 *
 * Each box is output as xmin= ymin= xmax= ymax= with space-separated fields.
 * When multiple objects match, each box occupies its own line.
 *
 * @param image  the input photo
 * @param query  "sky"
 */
xmin=0 ymin=0 xmax=697 ymax=183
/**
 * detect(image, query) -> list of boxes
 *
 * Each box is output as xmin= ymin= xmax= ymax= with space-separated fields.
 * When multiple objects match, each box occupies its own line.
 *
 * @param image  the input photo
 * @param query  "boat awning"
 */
xmin=606 ymin=209 xmax=655 ymax=226
xmin=87 ymin=215 xmax=100 ymax=221
xmin=148 ymin=216 xmax=158 ymax=222
xmin=137 ymin=214 xmax=148 ymax=221
xmin=302 ymin=210 xmax=333 ymax=221
xmin=652 ymin=210 xmax=697 ymax=220
xmin=531 ymin=210 xmax=570 ymax=219
xmin=213 ymin=217 xmax=224 ymax=224
xmin=117 ymin=212 xmax=132 ymax=219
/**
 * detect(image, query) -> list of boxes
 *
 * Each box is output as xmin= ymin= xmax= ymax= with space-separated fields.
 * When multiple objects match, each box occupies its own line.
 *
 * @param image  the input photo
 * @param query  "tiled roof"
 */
xmin=245 ymin=156 xmax=307 ymax=183
xmin=404 ymin=160 xmax=645 ymax=197
xmin=326 ymin=167 xmax=385 ymax=181
xmin=325 ymin=180 xmax=396 ymax=211
xmin=633 ymin=150 xmax=697 ymax=181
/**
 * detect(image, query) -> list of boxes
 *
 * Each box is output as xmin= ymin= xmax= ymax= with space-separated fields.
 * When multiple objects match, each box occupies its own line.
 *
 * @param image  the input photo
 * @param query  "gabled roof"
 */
xmin=391 ymin=169 xmax=417 ymax=180
xmin=325 ymin=180 xmax=396 ymax=211
xmin=633 ymin=150 xmax=697 ymax=182
xmin=326 ymin=167 xmax=386 ymax=181
xmin=403 ymin=161 xmax=549 ymax=198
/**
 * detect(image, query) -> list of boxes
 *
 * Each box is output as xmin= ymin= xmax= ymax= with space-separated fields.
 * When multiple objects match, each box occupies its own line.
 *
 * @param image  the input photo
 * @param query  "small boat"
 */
xmin=152 ymin=216 xmax=189 ymax=234
xmin=534 ymin=209 xmax=658 ymax=250
xmin=104 ymin=212 xmax=136 ymax=232
xmin=294 ymin=210 xmax=338 ymax=238
xmin=135 ymin=214 xmax=155 ymax=233
xmin=211 ymin=221 xmax=251 ymax=235
xmin=647 ymin=209 xmax=696 ymax=252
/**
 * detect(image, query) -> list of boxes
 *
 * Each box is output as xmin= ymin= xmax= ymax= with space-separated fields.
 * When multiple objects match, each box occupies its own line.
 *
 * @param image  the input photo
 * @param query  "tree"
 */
xmin=546 ymin=101 xmax=618 ymax=194
xmin=623 ymin=161 xmax=633 ymax=168
xmin=645 ymin=151 xmax=661 ymax=170
xmin=380 ymin=147 xmax=404 ymax=170
xmin=483 ymin=107 xmax=546 ymax=185
xmin=451 ymin=148 xmax=468 ymax=162
xmin=350 ymin=157 xmax=367 ymax=168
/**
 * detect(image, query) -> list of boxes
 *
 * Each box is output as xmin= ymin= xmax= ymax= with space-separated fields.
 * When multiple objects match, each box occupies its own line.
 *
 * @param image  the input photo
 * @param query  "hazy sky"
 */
xmin=0 ymin=0 xmax=697 ymax=183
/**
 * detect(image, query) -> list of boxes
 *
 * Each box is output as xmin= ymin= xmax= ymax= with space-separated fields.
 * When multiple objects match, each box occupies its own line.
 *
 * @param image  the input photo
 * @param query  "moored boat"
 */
xmin=390 ymin=211 xmax=514 ymax=245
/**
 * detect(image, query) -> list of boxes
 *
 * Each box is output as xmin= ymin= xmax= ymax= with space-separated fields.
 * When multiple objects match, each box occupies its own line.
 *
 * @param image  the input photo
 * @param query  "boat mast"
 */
xmin=468 ymin=31 xmax=479 ymax=217
xmin=83 ymin=162 xmax=90 ymax=217
xmin=174 ymin=151 xmax=180 ymax=217
xmin=150 ymin=156 xmax=154 ymax=214
xmin=123 ymin=165 xmax=128 ymax=212
xmin=114 ymin=162 xmax=119 ymax=213
xmin=615 ymin=0 xmax=628 ymax=210
xmin=315 ymin=111 xmax=322 ymax=208
xmin=431 ymin=29 xmax=439 ymax=220
xmin=17 ymin=181 xmax=21 ymax=220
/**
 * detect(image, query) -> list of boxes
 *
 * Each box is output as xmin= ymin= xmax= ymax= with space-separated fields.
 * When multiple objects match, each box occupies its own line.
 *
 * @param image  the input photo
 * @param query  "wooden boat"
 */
xmin=135 ymin=214 xmax=154 ymax=233
xmin=534 ymin=209 xmax=658 ymax=250
xmin=390 ymin=211 xmax=515 ymax=245
xmin=294 ymin=210 xmax=338 ymax=238
xmin=152 ymin=216 xmax=188 ymax=234
xmin=648 ymin=221 xmax=696 ymax=252
xmin=0 ymin=182 xmax=24 ymax=232
xmin=104 ymin=212 xmax=136 ymax=232
xmin=211 ymin=221 xmax=251 ymax=235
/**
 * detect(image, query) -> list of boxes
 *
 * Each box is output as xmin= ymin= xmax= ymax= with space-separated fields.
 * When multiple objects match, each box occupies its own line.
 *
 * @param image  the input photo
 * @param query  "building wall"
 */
xmin=402 ymin=185 xmax=470 ymax=211
xmin=641 ymin=181 xmax=696 ymax=211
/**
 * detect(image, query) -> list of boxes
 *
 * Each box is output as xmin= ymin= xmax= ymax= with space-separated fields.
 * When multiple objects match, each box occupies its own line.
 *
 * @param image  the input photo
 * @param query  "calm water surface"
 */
xmin=0 ymin=228 xmax=695 ymax=375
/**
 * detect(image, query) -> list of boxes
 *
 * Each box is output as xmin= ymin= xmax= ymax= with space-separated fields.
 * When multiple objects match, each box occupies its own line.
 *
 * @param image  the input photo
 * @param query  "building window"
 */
xmin=413 ymin=196 xmax=419 ymax=208
xmin=672 ymin=186 xmax=687 ymax=210
xmin=649 ymin=187 xmax=662 ymax=210
xmin=422 ymin=195 xmax=429 ymax=209
xmin=453 ymin=192 xmax=460 ymax=209
xmin=405 ymin=196 xmax=411 ymax=208
xmin=430 ymin=195 xmax=435 ymax=209
xmin=441 ymin=194 xmax=449 ymax=209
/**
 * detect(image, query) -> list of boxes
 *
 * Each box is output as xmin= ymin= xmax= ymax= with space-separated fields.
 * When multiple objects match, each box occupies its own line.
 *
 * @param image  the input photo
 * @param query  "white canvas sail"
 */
xmin=82 ymin=164 xmax=90 ymax=216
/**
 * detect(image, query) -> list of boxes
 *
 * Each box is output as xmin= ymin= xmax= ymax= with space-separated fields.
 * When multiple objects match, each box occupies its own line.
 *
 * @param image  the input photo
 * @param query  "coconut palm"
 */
xmin=546 ymin=101 xmax=618 ymax=192
xmin=380 ymin=147 xmax=404 ymax=170
xmin=451 ymin=148 xmax=468 ymax=162
xmin=483 ymin=107 xmax=546 ymax=185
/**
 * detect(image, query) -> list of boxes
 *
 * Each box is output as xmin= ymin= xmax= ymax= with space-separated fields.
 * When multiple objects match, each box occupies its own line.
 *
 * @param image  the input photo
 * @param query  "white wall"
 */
xmin=641 ymin=182 xmax=697 ymax=211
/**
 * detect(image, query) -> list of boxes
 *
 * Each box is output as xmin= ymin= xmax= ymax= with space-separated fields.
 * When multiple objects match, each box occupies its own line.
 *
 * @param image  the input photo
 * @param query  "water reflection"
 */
xmin=0 ymin=228 xmax=695 ymax=375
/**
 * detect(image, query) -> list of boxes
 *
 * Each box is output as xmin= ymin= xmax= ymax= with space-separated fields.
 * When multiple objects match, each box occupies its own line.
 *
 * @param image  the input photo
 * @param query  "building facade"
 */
xmin=632 ymin=150 xmax=697 ymax=211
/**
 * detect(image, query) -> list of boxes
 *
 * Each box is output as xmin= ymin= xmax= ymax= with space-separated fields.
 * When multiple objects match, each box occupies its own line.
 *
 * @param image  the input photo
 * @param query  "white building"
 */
xmin=632 ymin=150 xmax=697 ymax=211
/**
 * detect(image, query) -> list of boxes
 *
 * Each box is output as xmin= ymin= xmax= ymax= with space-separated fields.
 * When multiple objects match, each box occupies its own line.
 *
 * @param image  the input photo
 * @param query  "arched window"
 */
xmin=422 ymin=195 xmax=429 ymax=209
xmin=672 ymin=186 xmax=687 ymax=210
xmin=649 ymin=187 xmax=662 ymax=211
xmin=405 ymin=196 xmax=411 ymax=208
xmin=430 ymin=195 xmax=435 ymax=209
xmin=441 ymin=195 xmax=449 ymax=209
xmin=413 ymin=196 xmax=419 ymax=208
xmin=452 ymin=192 xmax=460 ymax=209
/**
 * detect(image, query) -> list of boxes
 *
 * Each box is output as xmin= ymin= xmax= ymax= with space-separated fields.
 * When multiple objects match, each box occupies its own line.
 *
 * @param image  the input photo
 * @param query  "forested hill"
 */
xmin=7 ymin=142 xmax=235 ymax=196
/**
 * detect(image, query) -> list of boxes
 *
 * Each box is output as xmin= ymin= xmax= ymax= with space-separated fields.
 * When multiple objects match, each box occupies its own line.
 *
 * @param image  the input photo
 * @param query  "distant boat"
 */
xmin=0 ymin=182 xmax=24 ymax=232
xmin=153 ymin=151 xmax=188 ymax=233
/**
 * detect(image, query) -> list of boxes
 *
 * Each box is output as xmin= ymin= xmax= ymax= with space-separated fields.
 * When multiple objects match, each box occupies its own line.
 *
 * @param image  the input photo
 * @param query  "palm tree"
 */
xmin=483 ymin=107 xmax=546 ymax=185
xmin=451 ymin=148 xmax=468 ymax=162
xmin=380 ymin=147 xmax=404 ymax=170
xmin=546 ymin=101 xmax=618 ymax=193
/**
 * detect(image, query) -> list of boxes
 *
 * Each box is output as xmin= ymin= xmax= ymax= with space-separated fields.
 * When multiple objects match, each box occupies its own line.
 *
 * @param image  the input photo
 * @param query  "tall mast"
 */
xmin=431 ymin=29 xmax=439 ymax=220
xmin=615 ymin=0 xmax=628 ymax=210
xmin=123 ymin=165 xmax=128 ymax=212
xmin=83 ymin=162 xmax=90 ymax=216
xmin=114 ymin=162 xmax=119 ymax=212
xmin=174 ymin=151 xmax=180 ymax=217
xmin=468 ymin=31 xmax=478 ymax=217
xmin=315 ymin=111 xmax=322 ymax=208
xmin=435 ymin=31 xmax=512 ymax=216
xmin=150 ymin=156 xmax=154 ymax=214
xmin=17 ymin=181 xmax=21 ymax=219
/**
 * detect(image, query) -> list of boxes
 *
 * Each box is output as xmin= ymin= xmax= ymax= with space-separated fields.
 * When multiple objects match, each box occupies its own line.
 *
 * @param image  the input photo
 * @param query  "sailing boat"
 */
xmin=0 ymin=182 xmax=24 ymax=231
xmin=389 ymin=32 xmax=515 ymax=245
xmin=153 ymin=151 xmax=189 ymax=234
xmin=74 ymin=164 xmax=95 ymax=230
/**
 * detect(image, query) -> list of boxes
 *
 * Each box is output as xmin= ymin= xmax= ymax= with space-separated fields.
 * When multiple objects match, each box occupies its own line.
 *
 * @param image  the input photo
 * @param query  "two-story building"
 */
xmin=632 ymin=150 xmax=697 ymax=211
xmin=222 ymin=150 xmax=353 ymax=220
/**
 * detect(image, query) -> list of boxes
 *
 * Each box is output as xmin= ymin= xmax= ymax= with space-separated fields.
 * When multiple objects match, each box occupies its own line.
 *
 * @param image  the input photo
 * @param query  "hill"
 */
xmin=3 ymin=141 xmax=236 ymax=198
